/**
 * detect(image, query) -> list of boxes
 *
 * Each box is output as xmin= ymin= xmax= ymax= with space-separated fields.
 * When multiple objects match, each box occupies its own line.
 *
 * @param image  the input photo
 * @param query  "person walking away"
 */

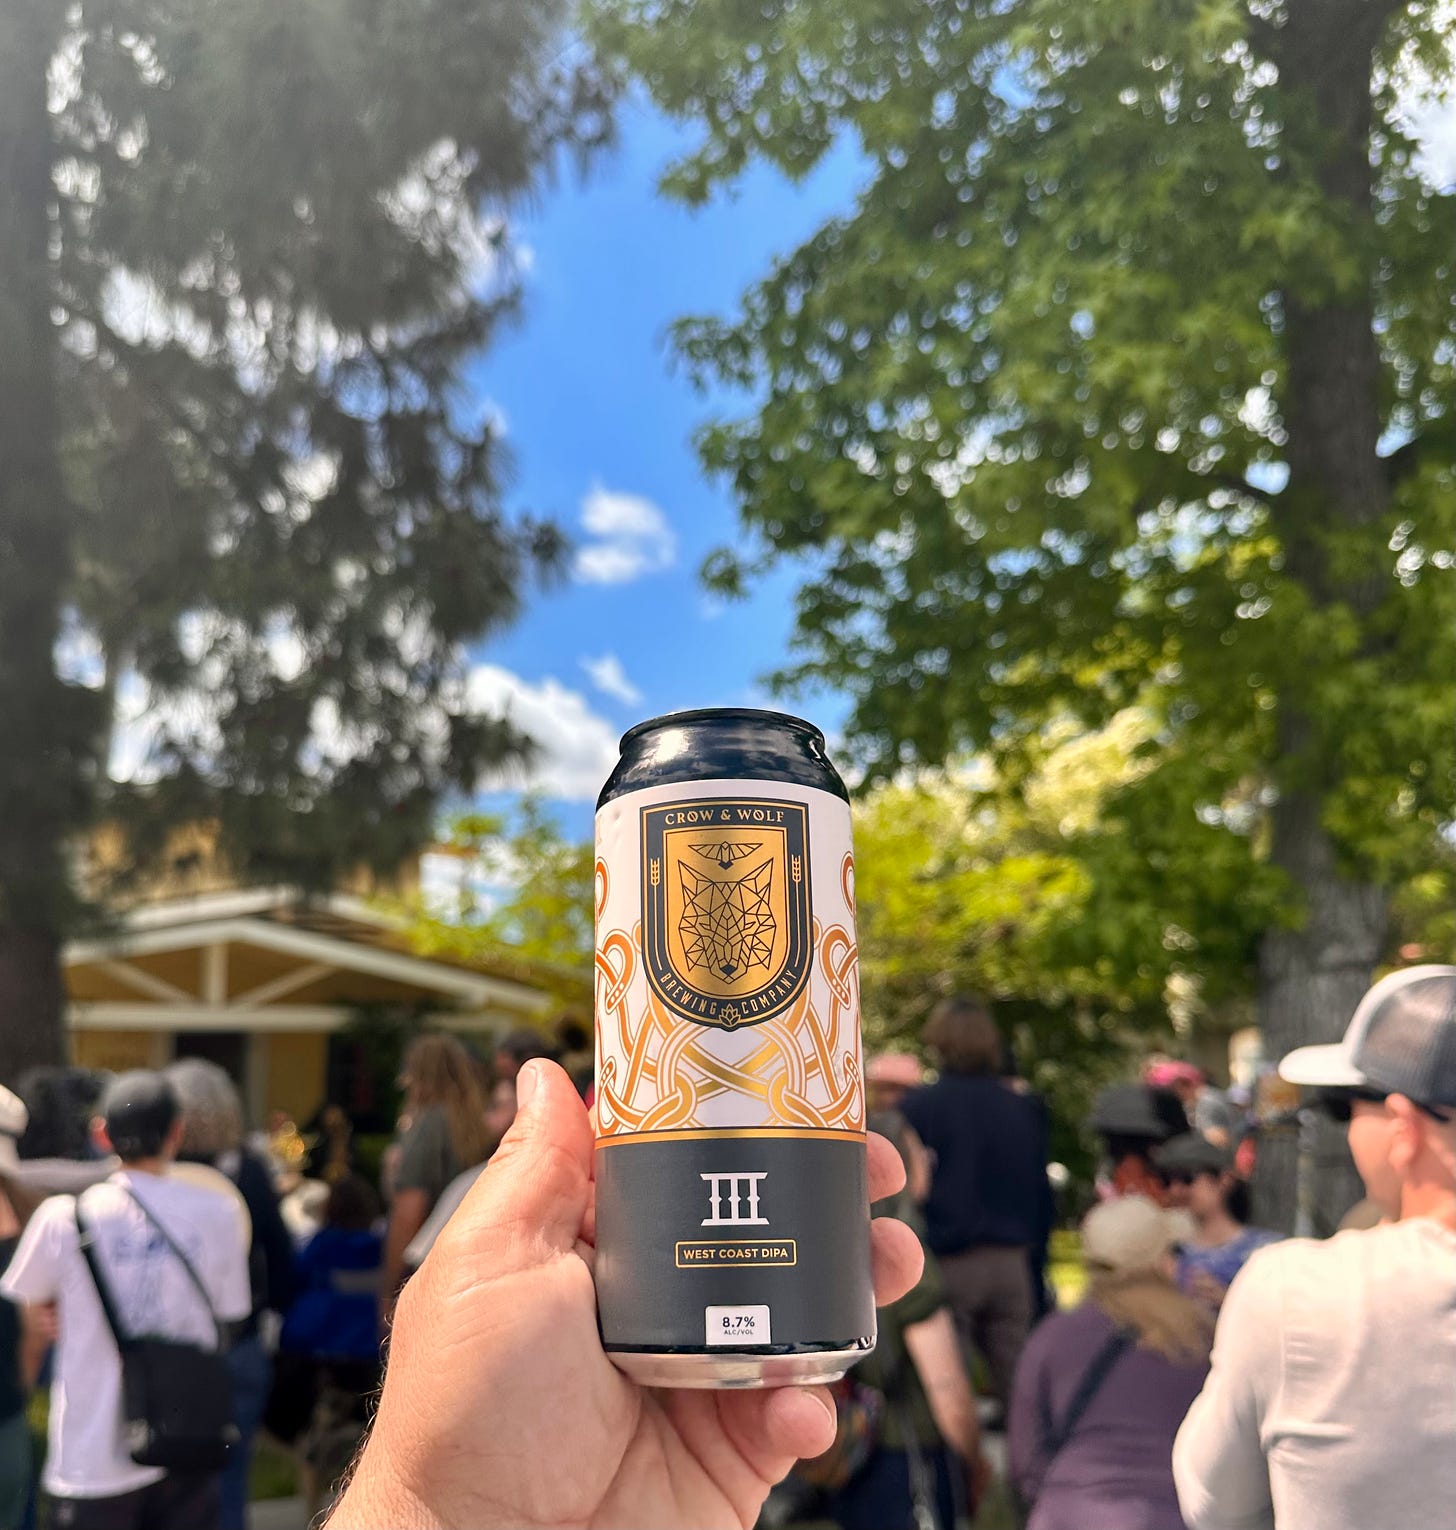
xmin=404 ymin=1070 xmax=519 ymax=1274
xmin=165 ymin=1060 xmax=296 ymax=1530
xmin=900 ymin=996 xmax=1053 ymax=1410
xmin=1151 ymin=1135 xmax=1277 ymax=1314
xmin=1009 ymin=1196 xmax=1211 ymax=1530
xmin=265 ymin=1175 xmax=383 ymax=1513
xmin=810 ymin=1111 xmax=990 ymax=1530
xmin=0 ymin=1072 xmax=250 ymax=1530
xmin=1173 ymin=965 xmax=1456 ymax=1530
xmin=380 ymin=1035 xmax=489 ymax=1324
xmin=6 ymin=1070 xmax=113 ymax=1206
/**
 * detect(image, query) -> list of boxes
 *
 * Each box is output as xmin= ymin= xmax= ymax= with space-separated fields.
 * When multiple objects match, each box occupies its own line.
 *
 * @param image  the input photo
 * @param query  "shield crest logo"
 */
xmin=641 ymin=797 xmax=813 ymax=1030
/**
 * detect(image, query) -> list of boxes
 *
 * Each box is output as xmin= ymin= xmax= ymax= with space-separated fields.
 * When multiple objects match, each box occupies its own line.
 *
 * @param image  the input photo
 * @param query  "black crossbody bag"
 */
xmin=75 ymin=1186 xmax=239 ymax=1472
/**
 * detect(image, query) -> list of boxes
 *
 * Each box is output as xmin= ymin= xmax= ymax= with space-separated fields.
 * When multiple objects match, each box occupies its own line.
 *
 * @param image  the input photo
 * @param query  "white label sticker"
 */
xmin=705 ymin=1305 xmax=771 ymax=1346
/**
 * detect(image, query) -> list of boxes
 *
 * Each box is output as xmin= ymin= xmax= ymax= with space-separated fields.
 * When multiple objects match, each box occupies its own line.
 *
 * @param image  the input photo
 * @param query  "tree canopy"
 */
xmin=592 ymin=0 xmax=1456 ymax=1225
xmin=405 ymin=800 xmax=596 ymax=1014
xmin=0 ymin=0 xmax=606 ymax=1076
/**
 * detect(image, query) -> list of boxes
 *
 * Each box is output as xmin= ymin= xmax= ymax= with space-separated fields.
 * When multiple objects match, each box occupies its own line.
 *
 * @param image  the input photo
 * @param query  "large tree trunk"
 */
xmin=1252 ymin=0 xmax=1400 ymax=1232
xmin=1254 ymin=796 xmax=1386 ymax=1233
xmin=0 ymin=0 xmax=80 ymax=1085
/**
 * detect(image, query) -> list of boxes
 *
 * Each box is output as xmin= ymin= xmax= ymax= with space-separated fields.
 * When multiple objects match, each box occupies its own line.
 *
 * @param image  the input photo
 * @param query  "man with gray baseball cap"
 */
xmin=1173 ymin=966 xmax=1456 ymax=1530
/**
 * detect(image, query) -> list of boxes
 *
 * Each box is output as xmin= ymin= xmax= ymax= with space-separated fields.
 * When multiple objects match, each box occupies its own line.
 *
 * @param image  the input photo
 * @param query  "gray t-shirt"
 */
xmin=393 ymin=1107 xmax=460 ymax=1211
xmin=1174 ymin=1217 xmax=1456 ymax=1530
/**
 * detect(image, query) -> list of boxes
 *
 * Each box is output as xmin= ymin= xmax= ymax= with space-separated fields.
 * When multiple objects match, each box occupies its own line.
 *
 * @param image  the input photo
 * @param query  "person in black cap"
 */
xmin=0 ymin=1071 xmax=250 ymax=1530
xmin=1173 ymin=966 xmax=1456 ymax=1530
xmin=1152 ymin=1135 xmax=1278 ymax=1313
xmin=1088 ymin=1083 xmax=1189 ymax=1204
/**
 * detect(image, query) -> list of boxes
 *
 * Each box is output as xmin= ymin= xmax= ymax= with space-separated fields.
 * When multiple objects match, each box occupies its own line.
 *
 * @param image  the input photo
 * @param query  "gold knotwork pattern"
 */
xmin=596 ymin=847 xmax=864 ymax=1138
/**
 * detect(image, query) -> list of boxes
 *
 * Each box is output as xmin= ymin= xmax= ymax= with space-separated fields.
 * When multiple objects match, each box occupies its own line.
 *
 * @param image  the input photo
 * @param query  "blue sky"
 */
xmin=459 ymin=97 xmax=866 ymax=839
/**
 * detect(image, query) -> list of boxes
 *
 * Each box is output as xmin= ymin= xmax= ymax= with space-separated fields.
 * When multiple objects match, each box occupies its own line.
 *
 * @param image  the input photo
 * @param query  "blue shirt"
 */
xmin=279 ymin=1226 xmax=383 ymax=1361
xmin=1176 ymin=1227 xmax=1280 ymax=1300
xmin=901 ymin=1075 xmax=1053 ymax=1259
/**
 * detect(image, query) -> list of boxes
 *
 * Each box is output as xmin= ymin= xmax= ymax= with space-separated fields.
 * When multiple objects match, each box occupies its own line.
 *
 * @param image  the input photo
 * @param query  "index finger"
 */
xmin=867 ymin=1130 xmax=907 ymax=1204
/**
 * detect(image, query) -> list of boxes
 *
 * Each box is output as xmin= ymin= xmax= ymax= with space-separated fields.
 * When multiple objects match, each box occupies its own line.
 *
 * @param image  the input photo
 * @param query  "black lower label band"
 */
xmin=595 ymin=1134 xmax=875 ymax=1352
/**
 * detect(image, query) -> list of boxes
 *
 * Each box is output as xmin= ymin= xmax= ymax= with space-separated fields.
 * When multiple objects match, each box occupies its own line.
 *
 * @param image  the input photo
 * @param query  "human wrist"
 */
xmin=326 ymin=1446 xmax=437 ymax=1530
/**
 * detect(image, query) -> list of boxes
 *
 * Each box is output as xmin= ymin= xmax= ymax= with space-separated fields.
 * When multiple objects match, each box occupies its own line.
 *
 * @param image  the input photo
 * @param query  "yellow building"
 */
xmin=64 ymin=886 xmax=552 ymax=1126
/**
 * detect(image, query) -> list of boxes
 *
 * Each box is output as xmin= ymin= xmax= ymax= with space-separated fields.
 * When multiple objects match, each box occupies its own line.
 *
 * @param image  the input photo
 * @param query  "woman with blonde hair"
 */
xmin=1009 ymin=1197 xmax=1212 ymax=1530
xmin=381 ymin=1033 xmax=489 ymax=1321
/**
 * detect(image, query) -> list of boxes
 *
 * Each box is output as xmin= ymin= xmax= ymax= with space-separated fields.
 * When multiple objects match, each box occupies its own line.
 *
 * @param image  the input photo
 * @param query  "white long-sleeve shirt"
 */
xmin=1173 ymin=1217 xmax=1456 ymax=1530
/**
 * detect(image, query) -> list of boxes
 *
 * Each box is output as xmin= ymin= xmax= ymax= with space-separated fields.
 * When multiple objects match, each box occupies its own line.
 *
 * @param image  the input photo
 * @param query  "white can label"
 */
xmin=705 ymin=1305 xmax=772 ymax=1346
xmin=594 ymin=779 xmax=864 ymax=1140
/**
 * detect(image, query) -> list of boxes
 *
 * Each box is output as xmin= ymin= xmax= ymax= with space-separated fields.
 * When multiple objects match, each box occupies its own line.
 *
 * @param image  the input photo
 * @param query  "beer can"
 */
xmin=593 ymin=708 xmax=875 ymax=1387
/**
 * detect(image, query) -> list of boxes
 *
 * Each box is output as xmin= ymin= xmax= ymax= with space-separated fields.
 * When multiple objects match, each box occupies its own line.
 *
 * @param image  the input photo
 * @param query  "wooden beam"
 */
xmin=228 ymin=962 xmax=336 ymax=1009
xmin=96 ymin=960 xmax=195 ymax=1005
xmin=68 ymin=1003 xmax=357 ymax=1034
xmin=202 ymin=943 xmax=228 ymax=1005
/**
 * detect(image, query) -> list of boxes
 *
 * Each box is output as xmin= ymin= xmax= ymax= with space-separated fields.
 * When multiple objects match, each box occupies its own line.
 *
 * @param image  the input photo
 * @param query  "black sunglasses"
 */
xmin=1316 ymin=1088 xmax=1453 ymax=1125
xmin=1158 ymin=1169 xmax=1216 ymax=1187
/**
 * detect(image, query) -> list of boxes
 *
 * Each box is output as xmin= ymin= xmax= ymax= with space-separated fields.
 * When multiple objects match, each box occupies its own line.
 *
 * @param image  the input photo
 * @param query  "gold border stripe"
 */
xmin=596 ymin=1126 xmax=866 ymax=1147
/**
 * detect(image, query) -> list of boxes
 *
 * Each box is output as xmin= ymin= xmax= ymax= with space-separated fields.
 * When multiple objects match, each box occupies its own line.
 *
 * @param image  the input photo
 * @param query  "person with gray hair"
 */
xmin=165 ymin=1060 xmax=296 ymax=1530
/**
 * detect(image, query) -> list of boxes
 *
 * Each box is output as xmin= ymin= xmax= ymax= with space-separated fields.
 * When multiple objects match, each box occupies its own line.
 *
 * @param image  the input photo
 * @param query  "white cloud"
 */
xmin=573 ymin=484 xmax=677 ymax=584
xmin=581 ymin=653 xmax=644 ymax=706
xmin=465 ymin=663 xmax=620 ymax=799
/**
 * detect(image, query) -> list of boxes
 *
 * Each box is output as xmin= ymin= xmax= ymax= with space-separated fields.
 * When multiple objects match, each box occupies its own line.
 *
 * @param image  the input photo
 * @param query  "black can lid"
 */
xmin=619 ymin=707 xmax=827 ymax=754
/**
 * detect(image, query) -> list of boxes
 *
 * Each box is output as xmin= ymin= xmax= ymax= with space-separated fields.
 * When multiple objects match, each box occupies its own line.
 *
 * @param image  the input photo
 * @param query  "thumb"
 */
xmin=444 ymin=1058 xmax=594 ymax=1273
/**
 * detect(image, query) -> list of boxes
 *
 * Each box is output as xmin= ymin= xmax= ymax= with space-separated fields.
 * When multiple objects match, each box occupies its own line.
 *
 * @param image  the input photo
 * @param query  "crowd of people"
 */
xmin=0 ymin=1025 xmax=563 ymax=1530
xmin=765 ymin=972 xmax=1456 ymax=1530
xmin=2 ymin=966 xmax=1455 ymax=1530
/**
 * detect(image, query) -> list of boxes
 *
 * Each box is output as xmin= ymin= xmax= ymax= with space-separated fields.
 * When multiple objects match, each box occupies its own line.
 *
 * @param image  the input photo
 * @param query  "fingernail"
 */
xmin=516 ymin=1059 xmax=542 ymax=1111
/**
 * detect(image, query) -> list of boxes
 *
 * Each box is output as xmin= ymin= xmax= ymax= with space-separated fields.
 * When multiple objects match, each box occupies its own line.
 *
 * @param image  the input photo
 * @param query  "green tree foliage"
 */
xmin=405 ymin=799 xmax=595 ymax=1012
xmin=0 ymin=0 xmax=607 ymax=1077
xmin=853 ymin=711 xmax=1285 ymax=1171
xmin=592 ymin=0 xmax=1455 ymax=1225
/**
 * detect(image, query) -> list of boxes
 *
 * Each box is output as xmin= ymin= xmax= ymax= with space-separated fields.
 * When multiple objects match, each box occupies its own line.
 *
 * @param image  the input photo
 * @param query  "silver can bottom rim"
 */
xmin=606 ymin=1346 xmax=865 ymax=1390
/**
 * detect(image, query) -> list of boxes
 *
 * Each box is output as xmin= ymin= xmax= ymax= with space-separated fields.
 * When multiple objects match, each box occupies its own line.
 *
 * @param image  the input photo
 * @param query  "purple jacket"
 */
xmin=1009 ymin=1301 xmax=1208 ymax=1530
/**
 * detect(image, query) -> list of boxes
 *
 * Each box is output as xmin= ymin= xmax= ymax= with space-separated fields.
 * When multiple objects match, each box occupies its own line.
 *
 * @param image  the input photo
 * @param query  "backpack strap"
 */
xmin=120 ymin=1184 xmax=224 ymax=1352
xmin=1041 ymin=1325 xmax=1136 ymax=1460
